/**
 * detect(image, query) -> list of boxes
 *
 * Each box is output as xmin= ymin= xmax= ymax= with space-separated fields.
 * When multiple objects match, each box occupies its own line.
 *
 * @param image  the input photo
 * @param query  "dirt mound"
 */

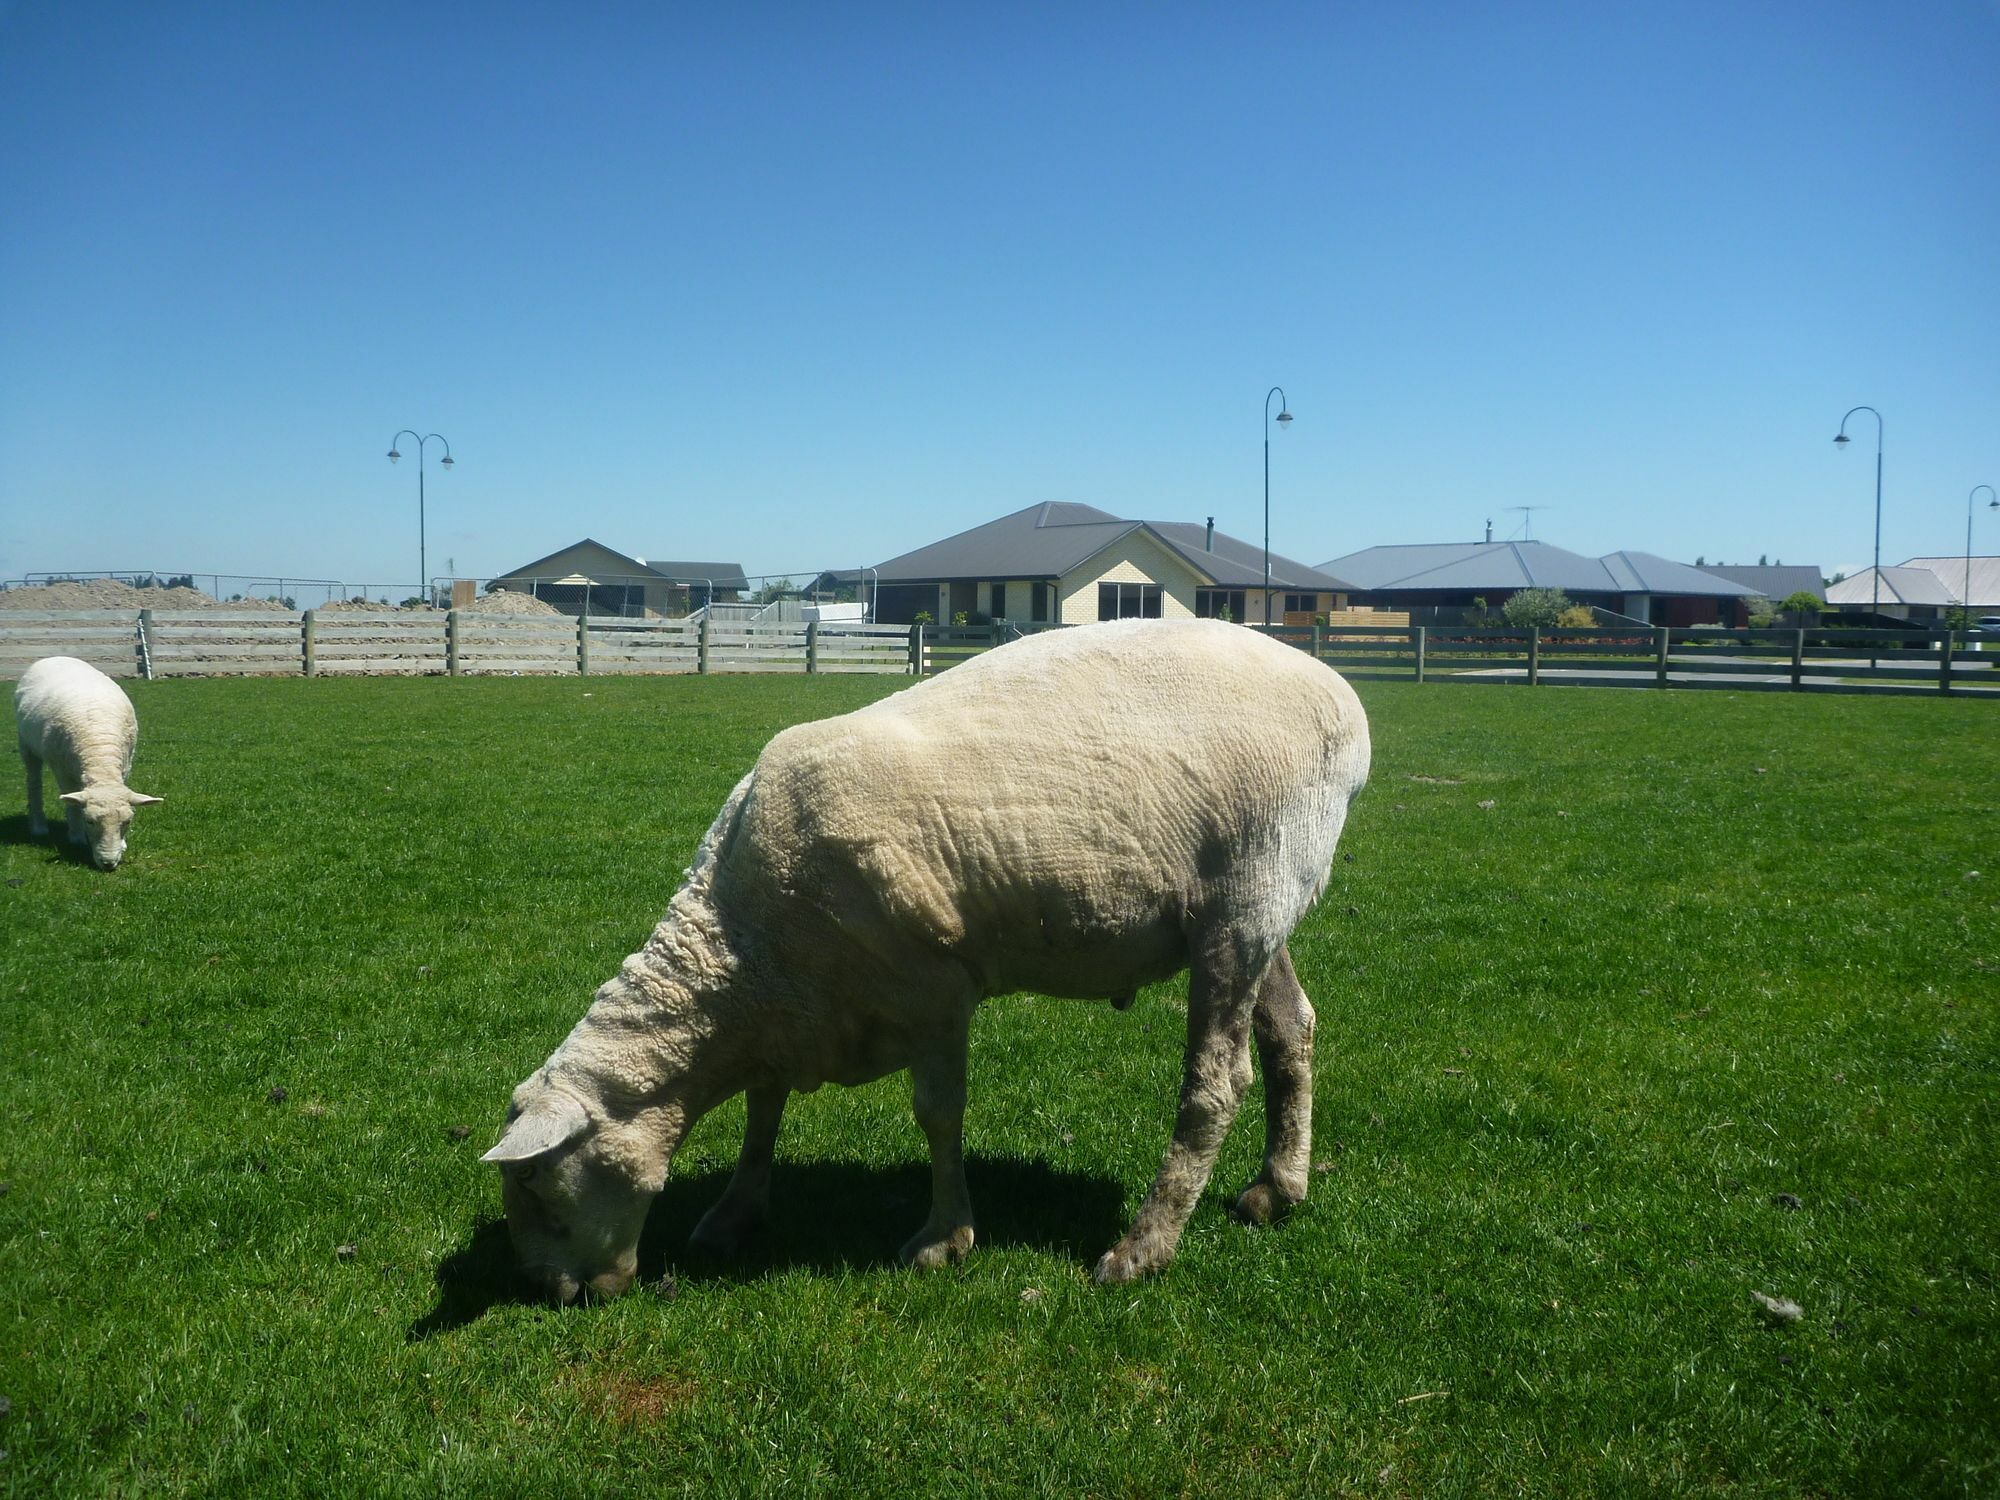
xmin=0 ymin=579 xmax=288 ymax=611
xmin=461 ymin=588 xmax=563 ymax=617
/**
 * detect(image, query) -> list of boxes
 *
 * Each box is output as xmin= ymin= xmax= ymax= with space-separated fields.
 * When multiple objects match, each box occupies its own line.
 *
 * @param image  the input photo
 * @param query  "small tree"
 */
xmin=1777 ymin=590 xmax=1824 ymax=626
xmin=1501 ymin=587 xmax=1571 ymax=629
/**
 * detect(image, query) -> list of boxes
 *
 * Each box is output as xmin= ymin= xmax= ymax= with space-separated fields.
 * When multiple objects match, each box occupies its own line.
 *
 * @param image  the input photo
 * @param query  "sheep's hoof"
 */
xmin=1230 ymin=1181 xmax=1299 ymax=1227
xmin=900 ymin=1223 xmax=974 ymax=1270
xmin=1092 ymin=1233 xmax=1173 ymax=1285
xmin=688 ymin=1200 xmax=765 ymax=1258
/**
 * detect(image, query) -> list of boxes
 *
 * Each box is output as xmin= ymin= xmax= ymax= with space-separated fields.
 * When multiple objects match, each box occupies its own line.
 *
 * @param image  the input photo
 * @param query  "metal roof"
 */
xmin=1694 ymin=565 xmax=1827 ymax=601
xmin=1824 ymin=565 xmax=1956 ymax=607
xmin=873 ymin=503 xmax=1350 ymax=591
xmin=1318 ymin=540 xmax=1756 ymax=597
xmin=1900 ymin=556 xmax=2000 ymax=609
xmin=493 ymin=539 xmax=748 ymax=590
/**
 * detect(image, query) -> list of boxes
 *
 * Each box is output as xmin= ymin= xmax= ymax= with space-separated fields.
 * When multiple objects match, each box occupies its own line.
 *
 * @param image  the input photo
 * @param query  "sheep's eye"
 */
xmin=512 ymin=1162 xmax=537 ymax=1184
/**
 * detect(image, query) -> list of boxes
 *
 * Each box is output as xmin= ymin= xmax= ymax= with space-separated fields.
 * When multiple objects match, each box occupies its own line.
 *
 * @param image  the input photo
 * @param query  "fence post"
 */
xmin=1312 ymin=620 xmax=1324 ymax=661
xmin=1528 ymin=626 xmax=1540 ymax=686
xmin=576 ymin=612 xmax=590 ymax=677
xmin=1939 ymin=628 xmax=1954 ymax=694
xmin=447 ymin=610 xmax=461 ymax=677
xmin=1790 ymin=627 xmax=1804 ymax=691
xmin=1654 ymin=626 xmax=1671 ymax=687
xmin=1413 ymin=625 xmax=1426 ymax=683
xmin=302 ymin=609 xmax=316 ymax=677
xmin=137 ymin=608 xmax=154 ymax=681
xmin=806 ymin=620 xmax=820 ymax=675
xmin=908 ymin=622 xmax=925 ymax=675
xmin=698 ymin=616 xmax=711 ymax=675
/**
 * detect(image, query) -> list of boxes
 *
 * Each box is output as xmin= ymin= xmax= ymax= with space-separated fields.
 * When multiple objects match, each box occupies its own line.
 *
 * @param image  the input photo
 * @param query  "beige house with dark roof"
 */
xmin=868 ymin=503 xmax=1353 ymax=626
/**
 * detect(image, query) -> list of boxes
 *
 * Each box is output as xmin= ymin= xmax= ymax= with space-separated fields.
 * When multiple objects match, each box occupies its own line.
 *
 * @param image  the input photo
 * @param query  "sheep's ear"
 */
xmin=59 ymin=792 xmax=86 ymax=806
xmin=129 ymin=793 xmax=164 ymax=806
xmin=481 ymin=1092 xmax=590 ymax=1162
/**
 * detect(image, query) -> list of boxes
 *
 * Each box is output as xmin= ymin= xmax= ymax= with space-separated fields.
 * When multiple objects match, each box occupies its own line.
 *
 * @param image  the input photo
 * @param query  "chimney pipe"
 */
xmin=1204 ymin=516 xmax=1214 ymax=551
xmin=1484 ymin=518 xmax=1493 ymax=543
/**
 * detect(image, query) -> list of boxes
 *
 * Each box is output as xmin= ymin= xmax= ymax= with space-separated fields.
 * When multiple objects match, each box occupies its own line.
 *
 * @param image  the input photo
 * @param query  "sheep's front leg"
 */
xmin=20 ymin=744 xmax=45 ymax=837
xmin=1095 ymin=943 xmax=1260 ymax=1285
xmin=900 ymin=1033 xmax=975 ymax=1270
xmin=1232 ymin=944 xmax=1316 ymax=1226
xmin=689 ymin=1084 xmax=788 ymax=1256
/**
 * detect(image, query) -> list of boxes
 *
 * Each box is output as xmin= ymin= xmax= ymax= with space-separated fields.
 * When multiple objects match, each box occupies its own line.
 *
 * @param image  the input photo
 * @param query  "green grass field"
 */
xmin=2 ymin=672 xmax=1995 ymax=1496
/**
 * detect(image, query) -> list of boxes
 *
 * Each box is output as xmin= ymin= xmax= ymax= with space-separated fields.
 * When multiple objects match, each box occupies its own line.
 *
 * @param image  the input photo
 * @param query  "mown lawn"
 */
xmin=1 ymin=670 xmax=1995 ymax=1497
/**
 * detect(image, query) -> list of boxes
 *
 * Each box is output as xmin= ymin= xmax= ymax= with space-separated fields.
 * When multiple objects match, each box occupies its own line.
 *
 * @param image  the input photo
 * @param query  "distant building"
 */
xmin=1693 ymin=564 xmax=1826 ymax=604
xmin=867 ymin=502 xmax=1354 ymax=626
xmin=1823 ymin=565 xmax=1955 ymax=622
xmin=487 ymin=539 xmax=747 ymax=617
xmin=1319 ymin=540 xmax=1758 ymax=625
xmin=1897 ymin=555 xmax=2000 ymax=613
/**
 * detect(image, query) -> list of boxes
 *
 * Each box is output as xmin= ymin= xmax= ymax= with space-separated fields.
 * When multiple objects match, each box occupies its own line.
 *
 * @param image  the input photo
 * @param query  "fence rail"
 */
xmin=0 ymin=613 xmax=1991 ymax=695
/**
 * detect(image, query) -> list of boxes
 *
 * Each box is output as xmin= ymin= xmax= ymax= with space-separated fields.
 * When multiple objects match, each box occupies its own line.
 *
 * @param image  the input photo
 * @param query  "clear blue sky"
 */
xmin=3 ymin=2 xmax=1995 ymax=591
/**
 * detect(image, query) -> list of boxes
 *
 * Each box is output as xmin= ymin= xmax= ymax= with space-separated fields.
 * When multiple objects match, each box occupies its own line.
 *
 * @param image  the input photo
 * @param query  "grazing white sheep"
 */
xmin=486 ymin=619 xmax=1371 ymax=1302
xmin=14 ymin=656 xmax=162 ymax=870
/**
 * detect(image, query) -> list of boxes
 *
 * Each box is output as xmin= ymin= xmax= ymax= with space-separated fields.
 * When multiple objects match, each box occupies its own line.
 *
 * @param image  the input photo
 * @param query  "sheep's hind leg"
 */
xmin=689 ymin=1084 xmax=787 ymax=1256
xmin=1095 ymin=939 xmax=1260 ymax=1285
xmin=20 ymin=744 xmax=45 ymax=837
xmin=1232 ymin=944 xmax=1315 ymax=1227
xmin=900 ymin=1030 xmax=976 ymax=1270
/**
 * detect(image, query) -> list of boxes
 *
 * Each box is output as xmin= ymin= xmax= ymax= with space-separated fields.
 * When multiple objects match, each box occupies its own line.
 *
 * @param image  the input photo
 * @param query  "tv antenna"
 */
xmin=1505 ymin=505 xmax=1550 ymax=540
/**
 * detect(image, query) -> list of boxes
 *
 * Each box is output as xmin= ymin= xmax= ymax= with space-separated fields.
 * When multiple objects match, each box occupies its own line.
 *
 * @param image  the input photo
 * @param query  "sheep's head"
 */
xmin=483 ymin=1077 xmax=659 ymax=1304
xmin=59 ymin=786 xmax=162 ymax=870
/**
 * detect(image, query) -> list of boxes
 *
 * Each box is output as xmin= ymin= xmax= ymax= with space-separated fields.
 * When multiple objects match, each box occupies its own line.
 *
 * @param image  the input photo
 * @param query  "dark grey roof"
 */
xmin=496 ymin=537 xmax=655 ymax=580
xmin=645 ymin=560 xmax=751 ymax=590
xmin=874 ymin=502 xmax=1350 ymax=591
xmin=1693 ymin=565 xmax=1826 ymax=601
xmin=494 ymin=539 xmax=747 ymax=591
xmin=1147 ymin=521 xmax=1355 ymax=592
xmin=1319 ymin=540 xmax=1757 ymax=597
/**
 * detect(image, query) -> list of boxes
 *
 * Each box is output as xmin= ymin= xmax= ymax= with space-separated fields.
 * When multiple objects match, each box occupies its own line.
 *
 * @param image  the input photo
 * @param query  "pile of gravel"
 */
xmin=0 ymin=580 xmax=288 ymax=611
xmin=460 ymin=589 xmax=564 ymax=617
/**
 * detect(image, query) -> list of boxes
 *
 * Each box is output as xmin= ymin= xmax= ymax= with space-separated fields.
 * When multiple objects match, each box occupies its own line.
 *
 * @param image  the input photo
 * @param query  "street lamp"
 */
xmin=387 ymin=430 xmax=454 ymax=606
xmin=1964 ymin=485 xmax=1997 ymax=632
xmin=1832 ymin=407 xmax=1883 ymax=622
xmin=1263 ymin=386 xmax=1292 ymax=627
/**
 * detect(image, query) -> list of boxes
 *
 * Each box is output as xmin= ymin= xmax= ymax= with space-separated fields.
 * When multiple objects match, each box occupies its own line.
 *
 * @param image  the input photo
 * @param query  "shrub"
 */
xmin=1556 ymin=605 xmax=1596 ymax=629
xmin=913 ymin=611 xmax=933 ymax=626
xmin=1501 ymin=588 xmax=1571 ymax=628
xmin=1779 ymin=590 xmax=1825 ymax=624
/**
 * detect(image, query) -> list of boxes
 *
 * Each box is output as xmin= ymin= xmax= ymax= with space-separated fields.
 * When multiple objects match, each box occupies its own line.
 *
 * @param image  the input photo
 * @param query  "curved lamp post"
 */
xmin=1263 ymin=386 xmax=1293 ymax=626
xmin=1832 ymin=407 xmax=1883 ymax=621
xmin=1966 ymin=484 xmax=1997 ymax=630
xmin=387 ymin=431 xmax=454 ymax=606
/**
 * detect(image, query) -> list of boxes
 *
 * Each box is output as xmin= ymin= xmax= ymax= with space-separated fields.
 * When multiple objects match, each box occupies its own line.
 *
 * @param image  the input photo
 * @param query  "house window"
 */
xmin=1031 ymin=582 xmax=1051 ymax=622
xmin=1098 ymin=582 xmax=1162 ymax=620
xmin=991 ymin=581 xmax=1007 ymax=619
xmin=1196 ymin=588 xmax=1246 ymax=622
xmin=1284 ymin=593 xmax=1320 ymax=616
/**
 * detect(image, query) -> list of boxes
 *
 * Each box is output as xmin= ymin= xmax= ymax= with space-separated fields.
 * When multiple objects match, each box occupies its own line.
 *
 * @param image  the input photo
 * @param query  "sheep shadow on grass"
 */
xmin=0 ymin=814 xmax=98 ymax=867
xmin=409 ymin=1153 xmax=1125 ymax=1339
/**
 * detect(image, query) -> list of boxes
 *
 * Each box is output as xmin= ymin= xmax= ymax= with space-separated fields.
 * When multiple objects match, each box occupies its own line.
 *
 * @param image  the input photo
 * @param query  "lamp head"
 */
xmin=1275 ymin=409 xmax=1293 ymax=427
xmin=1832 ymin=433 xmax=1849 ymax=449
xmin=388 ymin=448 xmax=401 ymax=463
xmin=440 ymin=454 xmax=454 ymax=470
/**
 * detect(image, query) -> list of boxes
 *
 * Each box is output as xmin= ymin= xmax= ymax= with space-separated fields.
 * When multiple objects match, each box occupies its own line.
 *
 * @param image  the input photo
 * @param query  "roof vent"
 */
xmin=1484 ymin=519 xmax=1493 ymax=543
xmin=1205 ymin=517 xmax=1215 ymax=551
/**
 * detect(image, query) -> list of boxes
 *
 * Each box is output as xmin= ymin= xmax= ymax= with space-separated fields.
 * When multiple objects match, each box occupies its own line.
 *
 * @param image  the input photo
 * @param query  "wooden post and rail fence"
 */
xmin=0 ymin=609 xmax=1992 ymax=696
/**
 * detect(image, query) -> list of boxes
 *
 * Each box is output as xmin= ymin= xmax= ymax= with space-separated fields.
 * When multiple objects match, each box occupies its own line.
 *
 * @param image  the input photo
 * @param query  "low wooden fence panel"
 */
xmin=0 ymin=611 xmax=142 ymax=678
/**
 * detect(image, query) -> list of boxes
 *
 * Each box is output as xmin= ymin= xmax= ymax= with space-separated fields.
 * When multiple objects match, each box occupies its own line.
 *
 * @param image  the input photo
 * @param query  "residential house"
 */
xmin=1897 ymin=555 xmax=2000 ymax=614
xmin=1693 ymin=564 xmax=1826 ymax=606
xmin=1320 ymin=540 xmax=1759 ymax=625
xmin=488 ymin=539 xmax=747 ymax=617
xmin=1822 ymin=565 xmax=1955 ymax=622
xmin=867 ymin=502 xmax=1354 ymax=626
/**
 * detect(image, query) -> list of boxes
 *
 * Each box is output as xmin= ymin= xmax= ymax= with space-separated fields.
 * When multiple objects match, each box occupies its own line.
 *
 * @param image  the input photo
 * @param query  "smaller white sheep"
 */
xmin=14 ymin=656 xmax=162 ymax=870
